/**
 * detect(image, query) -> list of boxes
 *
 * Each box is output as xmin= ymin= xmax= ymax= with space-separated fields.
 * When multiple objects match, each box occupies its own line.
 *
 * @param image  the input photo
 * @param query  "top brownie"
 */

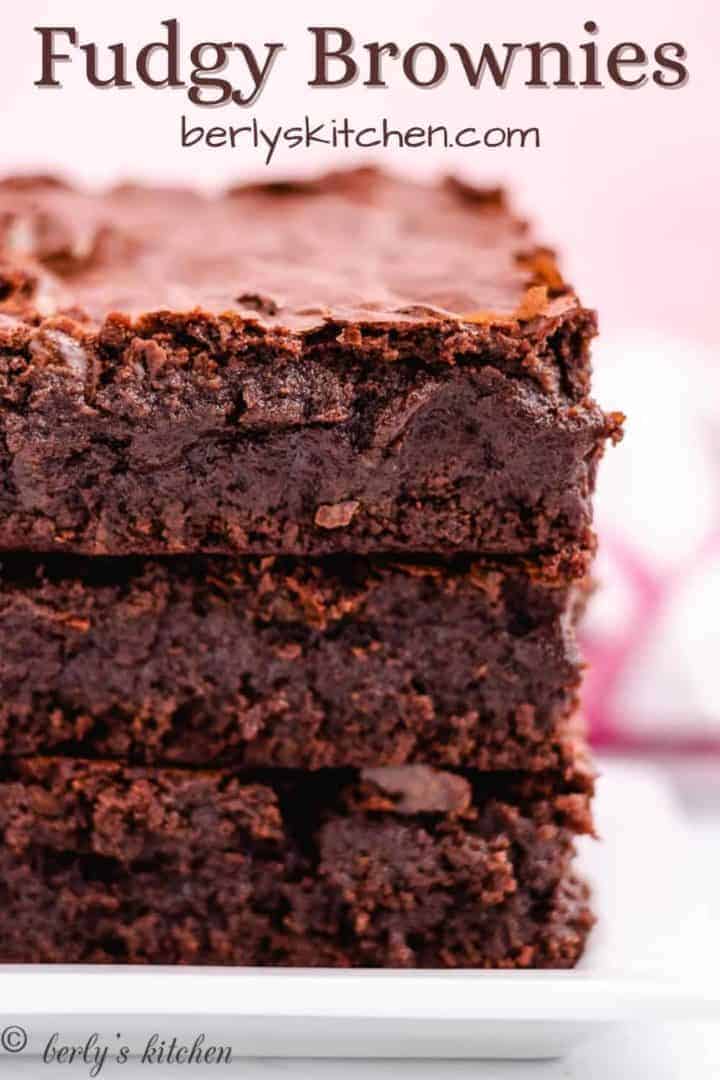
xmin=0 ymin=168 xmax=620 ymax=560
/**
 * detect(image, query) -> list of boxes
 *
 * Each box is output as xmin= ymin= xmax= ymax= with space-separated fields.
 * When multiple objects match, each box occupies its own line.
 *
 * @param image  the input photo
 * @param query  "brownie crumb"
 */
xmin=315 ymin=501 xmax=360 ymax=529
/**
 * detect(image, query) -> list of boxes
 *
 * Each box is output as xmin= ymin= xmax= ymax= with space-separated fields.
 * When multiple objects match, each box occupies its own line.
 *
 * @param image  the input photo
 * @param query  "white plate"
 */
xmin=0 ymin=763 xmax=716 ymax=1061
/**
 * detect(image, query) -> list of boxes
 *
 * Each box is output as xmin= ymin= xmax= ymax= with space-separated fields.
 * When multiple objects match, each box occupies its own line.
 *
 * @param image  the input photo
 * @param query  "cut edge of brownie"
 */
xmin=0 ymin=551 xmax=591 ymax=770
xmin=0 ymin=756 xmax=594 ymax=967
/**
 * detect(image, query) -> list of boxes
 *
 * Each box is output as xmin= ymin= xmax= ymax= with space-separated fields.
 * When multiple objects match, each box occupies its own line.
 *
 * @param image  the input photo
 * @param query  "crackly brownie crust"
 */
xmin=0 ymin=758 xmax=593 ymax=966
xmin=0 ymin=553 xmax=589 ymax=770
xmin=0 ymin=169 xmax=620 ymax=559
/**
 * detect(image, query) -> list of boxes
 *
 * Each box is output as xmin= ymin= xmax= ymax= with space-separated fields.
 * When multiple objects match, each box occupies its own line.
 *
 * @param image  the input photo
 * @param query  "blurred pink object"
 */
xmin=582 ymin=338 xmax=720 ymax=750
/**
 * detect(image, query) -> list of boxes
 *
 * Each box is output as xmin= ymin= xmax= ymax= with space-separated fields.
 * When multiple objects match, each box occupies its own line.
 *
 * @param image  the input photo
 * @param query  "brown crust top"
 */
xmin=0 ymin=167 xmax=583 ymax=336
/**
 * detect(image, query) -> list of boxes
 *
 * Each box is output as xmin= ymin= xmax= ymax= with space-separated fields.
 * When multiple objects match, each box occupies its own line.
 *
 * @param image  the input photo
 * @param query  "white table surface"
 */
xmin=3 ymin=772 xmax=718 ymax=1079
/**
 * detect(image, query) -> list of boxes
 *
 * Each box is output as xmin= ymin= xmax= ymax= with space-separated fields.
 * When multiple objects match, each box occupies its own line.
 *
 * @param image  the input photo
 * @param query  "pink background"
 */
xmin=1 ymin=0 xmax=717 ymax=345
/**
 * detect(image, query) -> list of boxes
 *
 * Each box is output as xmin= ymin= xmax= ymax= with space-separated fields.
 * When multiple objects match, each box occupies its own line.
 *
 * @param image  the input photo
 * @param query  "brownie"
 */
xmin=0 ymin=553 xmax=588 ymax=770
xmin=0 ymin=758 xmax=594 ymax=967
xmin=0 ymin=169 xmax=621 ymax=560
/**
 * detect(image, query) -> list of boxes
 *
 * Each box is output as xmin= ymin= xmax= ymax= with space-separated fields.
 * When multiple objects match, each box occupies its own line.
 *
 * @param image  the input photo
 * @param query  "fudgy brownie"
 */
xmin=0 ymin=758 xmax=593 ymax=967
xmin=0 ymin=169 xmax=621 ymax=560
xmin=0 ymin=553 xmax=588 ymax=770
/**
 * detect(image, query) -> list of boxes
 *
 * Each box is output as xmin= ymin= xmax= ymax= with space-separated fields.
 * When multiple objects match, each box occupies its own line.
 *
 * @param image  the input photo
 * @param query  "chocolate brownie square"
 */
xmin=0 ymin=169 xmax=620 ymax=561
xmin=0 ymin=758 xmax=594 ymax=967
xmin=0 ymin=553 xmax=588 ymax=771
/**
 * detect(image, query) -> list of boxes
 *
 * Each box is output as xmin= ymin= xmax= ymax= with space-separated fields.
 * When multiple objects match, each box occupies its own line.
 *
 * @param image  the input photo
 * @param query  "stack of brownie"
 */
xmin=0 ymin=169 xmax=621 ymax=966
